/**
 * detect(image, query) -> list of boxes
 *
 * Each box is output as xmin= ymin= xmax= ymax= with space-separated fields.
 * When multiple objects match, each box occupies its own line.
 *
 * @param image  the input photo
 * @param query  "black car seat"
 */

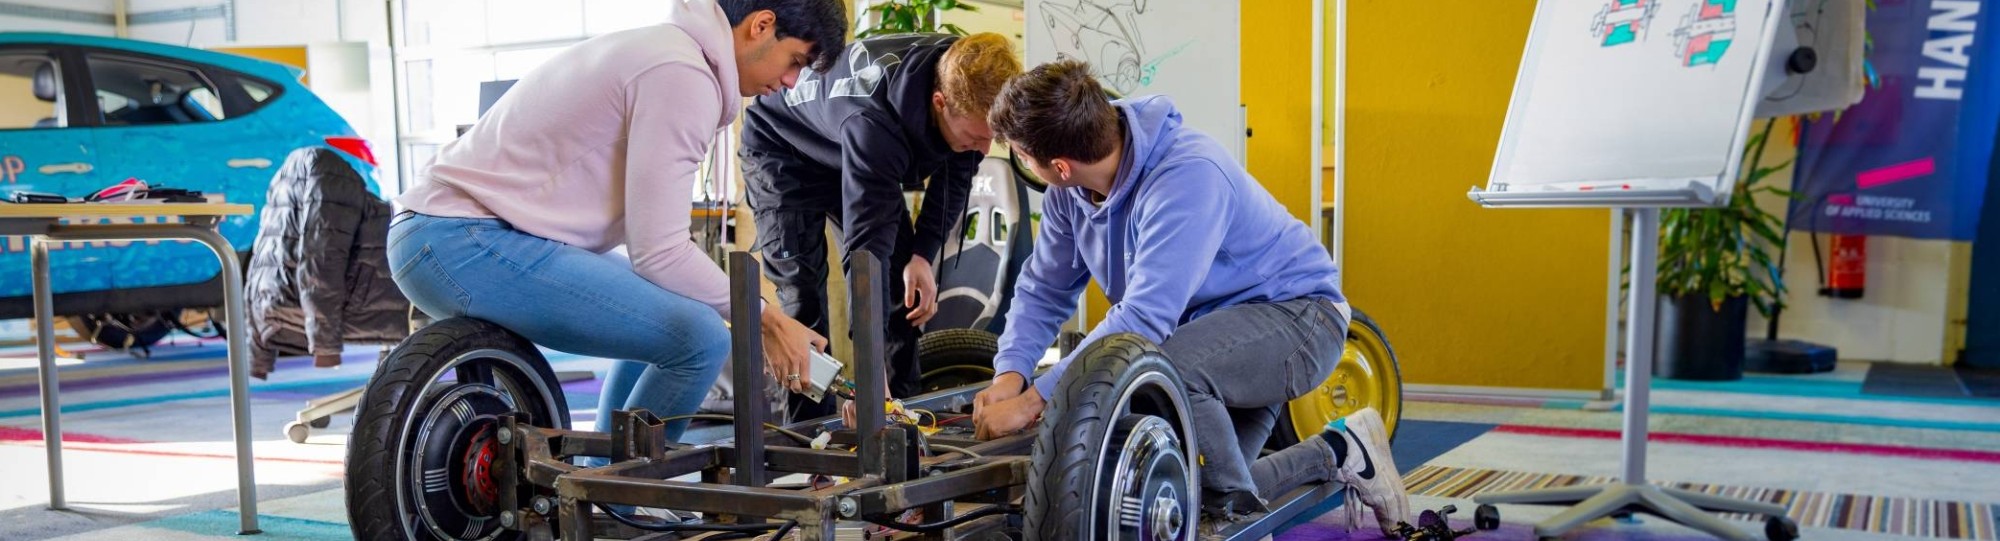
xmin=926 ymin=154 xmax=1036 ymax=335
xmin=913 ymin=154 xmax=1040 ymax=391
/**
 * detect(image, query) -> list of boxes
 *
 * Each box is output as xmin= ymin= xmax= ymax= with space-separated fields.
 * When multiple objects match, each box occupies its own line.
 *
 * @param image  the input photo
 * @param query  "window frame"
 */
xmin=0 ymin=44 xmax=89 ymax=132
xmin=214 ymin=71 xmax=284 ymax=117
xmin=73 ymin=48 xmax=279 ymax=128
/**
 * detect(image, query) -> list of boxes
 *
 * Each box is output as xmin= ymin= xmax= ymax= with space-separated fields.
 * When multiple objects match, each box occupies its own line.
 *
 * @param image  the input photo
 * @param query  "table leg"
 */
xmin=31 ymin=238 xmax=64 ymax=511
xmin=188 ymin=226 xmax=260 ymax=535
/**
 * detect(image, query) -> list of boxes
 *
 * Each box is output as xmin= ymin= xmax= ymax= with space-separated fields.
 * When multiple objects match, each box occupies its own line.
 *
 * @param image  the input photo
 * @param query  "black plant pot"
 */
xmin=1655 ymin=293 xmax=1748 ymax=381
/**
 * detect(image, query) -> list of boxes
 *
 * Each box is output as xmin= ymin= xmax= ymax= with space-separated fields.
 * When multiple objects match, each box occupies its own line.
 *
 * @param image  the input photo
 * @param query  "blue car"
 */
xmin=0 ymin=33 xmax=380 ymax=349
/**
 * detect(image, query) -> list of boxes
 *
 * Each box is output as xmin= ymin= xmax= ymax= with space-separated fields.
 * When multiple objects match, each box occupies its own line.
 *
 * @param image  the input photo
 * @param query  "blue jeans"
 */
xmin=386 ymin=213 xmax=730 ymax=446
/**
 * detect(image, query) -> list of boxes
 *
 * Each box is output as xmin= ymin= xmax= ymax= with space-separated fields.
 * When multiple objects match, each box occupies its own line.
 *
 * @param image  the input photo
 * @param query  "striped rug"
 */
xmin=1405 ymin=465 xmax=2000 ymax=540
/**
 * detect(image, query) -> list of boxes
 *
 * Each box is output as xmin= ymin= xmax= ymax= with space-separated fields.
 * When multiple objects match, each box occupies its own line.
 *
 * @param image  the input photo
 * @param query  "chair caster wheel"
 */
xmin=285 ymin=421 xmax=310 ymax=444
xmin=309 ymin=416 xmax=331 ymax=429
xmin=1765 ymin=516 xmax=1799 ymax=541
xmin=1474 ymin=504 xmax=1501 ymax=530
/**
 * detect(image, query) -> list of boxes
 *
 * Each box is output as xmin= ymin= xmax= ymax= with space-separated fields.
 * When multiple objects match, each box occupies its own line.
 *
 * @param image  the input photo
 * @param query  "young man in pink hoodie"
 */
xmin=388 ymin=0 xmax=848 ymax=444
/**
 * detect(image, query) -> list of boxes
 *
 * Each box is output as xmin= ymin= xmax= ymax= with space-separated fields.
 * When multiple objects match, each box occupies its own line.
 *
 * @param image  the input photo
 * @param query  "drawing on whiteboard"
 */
xmin=1593 ymin=0 xmax=1661 ymax=47
xmin=1041 ymin=0 xmax=1148 ymax=92
xmin=1139 ymin=40 xmax=1193 ymax=87
xmin=1672 ymin=0 xmax=1738 ymax=68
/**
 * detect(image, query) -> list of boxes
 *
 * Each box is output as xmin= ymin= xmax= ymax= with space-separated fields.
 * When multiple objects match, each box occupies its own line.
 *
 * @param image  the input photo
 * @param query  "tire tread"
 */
xmin=345 ymin=318 xmax=563 ymax=540
xmin=1025 ymin=334 xmax=1174 ymax=541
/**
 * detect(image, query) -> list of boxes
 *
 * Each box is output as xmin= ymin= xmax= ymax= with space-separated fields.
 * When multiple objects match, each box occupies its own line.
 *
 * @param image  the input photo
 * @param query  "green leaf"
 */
xmin=941 ymin=23 xmax=968 ymax=35
xmin=1746 ymin=218 xmax=1785 ymax=247
xmin=1656 ymin=117 xmax=1796 ymax=318
xmin=1760 ymin=212 xmax=1787 ymax=234
xmin=1748 ymin=254 xmax=1783 ymax=296
xmin=1747 ymin=162 xmax=1793 ymax=182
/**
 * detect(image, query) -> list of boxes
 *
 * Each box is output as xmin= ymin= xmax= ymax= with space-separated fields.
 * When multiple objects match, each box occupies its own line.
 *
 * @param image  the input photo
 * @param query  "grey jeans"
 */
xmin=1157 ymin=296 xmax=1349 ymax=508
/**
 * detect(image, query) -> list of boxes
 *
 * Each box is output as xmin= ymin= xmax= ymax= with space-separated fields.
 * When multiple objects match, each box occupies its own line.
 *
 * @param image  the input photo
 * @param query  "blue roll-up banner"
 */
xmin=1792 ymin=0 xmax=1998 ymax=241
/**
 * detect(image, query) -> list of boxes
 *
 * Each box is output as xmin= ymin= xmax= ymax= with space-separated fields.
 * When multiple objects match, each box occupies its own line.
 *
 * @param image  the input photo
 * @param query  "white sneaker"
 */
xmin=1325 ymin=408 xmax=1409 ymax=536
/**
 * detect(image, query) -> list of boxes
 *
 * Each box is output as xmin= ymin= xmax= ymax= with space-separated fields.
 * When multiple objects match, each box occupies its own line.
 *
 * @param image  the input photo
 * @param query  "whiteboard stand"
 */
xmin=1460 ymin=0 xmax=1838 ymax=537
xmin=1471 ymin=205 xmax=1785 ymax=541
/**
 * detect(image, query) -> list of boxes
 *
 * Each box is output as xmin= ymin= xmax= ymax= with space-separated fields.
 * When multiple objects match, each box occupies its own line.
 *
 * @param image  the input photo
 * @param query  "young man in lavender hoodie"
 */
xmin=387 ymin=0 xmax=847 ymax=444
xmin=971 ymin=60 xmax=1412 ymax=534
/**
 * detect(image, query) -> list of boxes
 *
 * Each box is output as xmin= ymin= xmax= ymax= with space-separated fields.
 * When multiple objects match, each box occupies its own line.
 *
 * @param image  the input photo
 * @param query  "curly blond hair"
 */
xmin=937 ymin=33 xmax=1022 ymax=117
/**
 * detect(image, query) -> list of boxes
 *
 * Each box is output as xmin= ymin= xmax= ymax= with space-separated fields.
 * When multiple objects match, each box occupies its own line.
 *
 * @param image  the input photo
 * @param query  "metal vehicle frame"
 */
xmin=456 ymin=251 xmax=1347 ymax=541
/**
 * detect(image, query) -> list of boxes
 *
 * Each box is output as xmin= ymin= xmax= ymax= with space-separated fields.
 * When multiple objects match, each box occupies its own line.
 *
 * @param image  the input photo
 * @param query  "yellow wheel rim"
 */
xmin=1286 ymin=316 xmax=1402 ymax=441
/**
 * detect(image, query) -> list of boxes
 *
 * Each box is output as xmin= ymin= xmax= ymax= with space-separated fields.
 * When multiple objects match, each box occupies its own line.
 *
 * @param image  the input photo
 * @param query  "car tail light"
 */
xmin=325 ymin=136 xmax=377 ymax=168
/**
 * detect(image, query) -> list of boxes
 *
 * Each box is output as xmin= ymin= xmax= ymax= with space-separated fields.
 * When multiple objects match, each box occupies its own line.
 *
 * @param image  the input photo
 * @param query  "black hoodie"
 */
xmin=739 ymin=33 xmax=981 ymax=264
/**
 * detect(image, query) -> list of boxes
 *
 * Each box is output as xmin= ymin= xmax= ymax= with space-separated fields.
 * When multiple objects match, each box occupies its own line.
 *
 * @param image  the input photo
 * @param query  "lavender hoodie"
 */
xmin=396 ymin=0 xmax=744 ymax=317
xmin=993 ymin=96 xmax=1350 ymax=400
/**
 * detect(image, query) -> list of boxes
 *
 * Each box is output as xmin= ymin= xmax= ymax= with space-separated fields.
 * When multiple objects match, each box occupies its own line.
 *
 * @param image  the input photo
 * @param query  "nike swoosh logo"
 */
xmin=1343 ymin=427 xmax=1376 ymax=480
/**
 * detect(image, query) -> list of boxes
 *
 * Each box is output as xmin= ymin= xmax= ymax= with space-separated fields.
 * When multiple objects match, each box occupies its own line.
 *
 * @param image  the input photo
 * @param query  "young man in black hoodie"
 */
xmin=739 ymin=32 xmax=1021 ymax=420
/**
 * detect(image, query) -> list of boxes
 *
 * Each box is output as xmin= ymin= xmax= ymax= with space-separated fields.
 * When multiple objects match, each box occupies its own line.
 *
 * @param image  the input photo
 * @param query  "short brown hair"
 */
xmin=937 ymin=33 xmax=1021 ymax=118
xmin=988 ymin=60 xmax=1119 ymax=163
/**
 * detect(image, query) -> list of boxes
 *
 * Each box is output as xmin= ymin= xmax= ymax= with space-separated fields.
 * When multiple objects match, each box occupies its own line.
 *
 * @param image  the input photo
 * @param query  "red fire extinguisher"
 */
xmin=1825 ymin=234 xmax=1865 ymax=299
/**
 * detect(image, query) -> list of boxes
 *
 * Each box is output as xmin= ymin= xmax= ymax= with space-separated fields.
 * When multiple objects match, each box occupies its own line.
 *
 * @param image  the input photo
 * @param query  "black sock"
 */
xmin=1319 ymin=427 xmax=1351 ymax=465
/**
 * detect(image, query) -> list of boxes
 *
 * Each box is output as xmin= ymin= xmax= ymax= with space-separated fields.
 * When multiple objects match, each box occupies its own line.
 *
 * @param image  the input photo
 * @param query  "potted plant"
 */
xmin=1653 ymin=120 xmax=1791 ymax=381
xmin=856 ymin=0 xmax=978 ymax=38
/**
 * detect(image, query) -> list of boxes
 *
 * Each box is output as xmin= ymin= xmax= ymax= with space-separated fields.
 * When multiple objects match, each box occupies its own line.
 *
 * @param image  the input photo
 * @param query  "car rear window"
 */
xmin=239 ymin=77 xmax=274 ymax=104
xmin=86 ymin=54 xmax=229 ymax=125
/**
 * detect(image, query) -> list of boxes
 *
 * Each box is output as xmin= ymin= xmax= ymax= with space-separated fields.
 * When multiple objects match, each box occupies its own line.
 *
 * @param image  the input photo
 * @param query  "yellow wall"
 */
xmin=0 ymin=75 xmax=54 ymax=128
xmin=211 ymin=46 xmax=309 ymax=85
xmin=1344 ymin=0 xmax=1607 ymax=391
xmin=1242 ymin=0 xmax=1316 ymax=224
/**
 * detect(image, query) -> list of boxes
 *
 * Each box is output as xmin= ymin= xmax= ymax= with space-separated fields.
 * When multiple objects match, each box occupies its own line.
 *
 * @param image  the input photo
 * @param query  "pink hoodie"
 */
xmin=397 ymin=0 xmax=745 ymax=318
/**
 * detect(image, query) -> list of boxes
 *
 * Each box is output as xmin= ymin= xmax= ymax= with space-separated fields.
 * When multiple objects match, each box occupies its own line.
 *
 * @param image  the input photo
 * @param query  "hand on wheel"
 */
xmin=760 ymin=305 xmax=826 ymax=393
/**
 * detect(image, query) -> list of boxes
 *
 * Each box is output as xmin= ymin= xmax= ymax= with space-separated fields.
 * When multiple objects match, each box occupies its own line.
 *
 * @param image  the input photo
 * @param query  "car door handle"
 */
xmin=39 ymin=162 xmax=92 ymax=175
xmin=227 ymin=158 xmax=272 ymax=169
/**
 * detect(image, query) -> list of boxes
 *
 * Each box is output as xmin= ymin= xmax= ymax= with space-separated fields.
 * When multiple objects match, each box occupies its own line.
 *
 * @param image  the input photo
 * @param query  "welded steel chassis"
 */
xmin=480 ymin=251 xmax=1341 ymax=541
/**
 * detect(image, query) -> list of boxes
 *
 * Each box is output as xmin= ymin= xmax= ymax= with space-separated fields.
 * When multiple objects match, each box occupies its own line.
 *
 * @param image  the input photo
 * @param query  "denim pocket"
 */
xmin=386 ymin=214 xmax=438 ymax=247
xmin=391 ymin=242 xmax=427 ymax=282
xmin=392 ymin=245 xmax=471 ymax=317
xmin=461 ymin=220 xmax=559 ymax=272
